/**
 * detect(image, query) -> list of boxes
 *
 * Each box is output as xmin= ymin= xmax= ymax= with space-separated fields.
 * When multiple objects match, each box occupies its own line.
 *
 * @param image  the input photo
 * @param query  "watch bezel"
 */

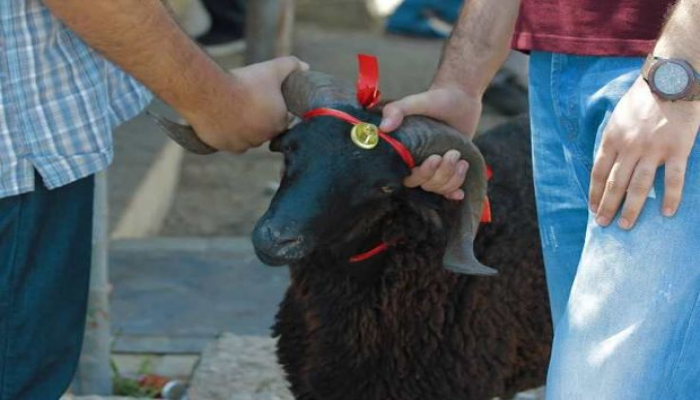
xmin=648 ymin=58 xmax=697 ymax=101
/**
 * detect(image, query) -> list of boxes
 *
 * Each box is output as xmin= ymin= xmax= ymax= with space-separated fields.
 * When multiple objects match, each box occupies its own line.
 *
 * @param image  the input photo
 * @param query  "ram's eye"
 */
xmin=270 ymin=136 xmax=297 ymax=154
xmin=380 ymin=185 xmax=395 ymax=194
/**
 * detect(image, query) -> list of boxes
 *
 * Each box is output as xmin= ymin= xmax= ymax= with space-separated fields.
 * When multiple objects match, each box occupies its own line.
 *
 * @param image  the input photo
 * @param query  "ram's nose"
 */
xmin=252 ymin=221 xmax=313 ymax=266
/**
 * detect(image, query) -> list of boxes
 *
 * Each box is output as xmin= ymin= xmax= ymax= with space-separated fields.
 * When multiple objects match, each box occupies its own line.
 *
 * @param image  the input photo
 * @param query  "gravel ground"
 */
xmin=188 ymin=334 xmax=292 ymax=400
xmin=161 ymin=147 xmax=282 ymax=237
xmin=66 ymin=333 xmax=543 ymax=399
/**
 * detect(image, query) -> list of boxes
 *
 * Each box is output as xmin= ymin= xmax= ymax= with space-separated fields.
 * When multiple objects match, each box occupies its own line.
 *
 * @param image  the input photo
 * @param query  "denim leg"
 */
xmin=529 ymin=52 xmax=589 ymax=328
xmin=540 ymin=53 xmax=700 ymax=399
xmin=547 ymin=163 xmax=700 ymax=399
xmin=0 ymin=174 xmax=94 ymax=400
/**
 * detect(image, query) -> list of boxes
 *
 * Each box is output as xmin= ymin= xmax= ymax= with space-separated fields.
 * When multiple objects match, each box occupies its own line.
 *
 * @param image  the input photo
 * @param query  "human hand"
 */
xmin=187 ymin=56 xmax=309 ymax=153
xmin=590 ymin=77 xmax=700 ymax=229
xmin=380 ymin=86 xmax=483 ymax=139
xmin=381 ymin=86 xmax=482 ymax=200
xmin=403 ymin=150 xmax=470 ymax=201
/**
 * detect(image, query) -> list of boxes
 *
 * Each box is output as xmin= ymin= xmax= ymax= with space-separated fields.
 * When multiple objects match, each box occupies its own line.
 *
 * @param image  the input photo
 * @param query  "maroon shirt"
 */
xmin=512 ymin=0 xmax=677 ymax=56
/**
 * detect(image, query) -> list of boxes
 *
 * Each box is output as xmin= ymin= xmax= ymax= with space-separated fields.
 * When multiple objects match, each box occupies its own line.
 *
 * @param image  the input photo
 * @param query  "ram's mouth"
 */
xmin=252 ymin=219 xmax=315 ymax=266
xmin=254 ymin=238 xmax=310 ymax=266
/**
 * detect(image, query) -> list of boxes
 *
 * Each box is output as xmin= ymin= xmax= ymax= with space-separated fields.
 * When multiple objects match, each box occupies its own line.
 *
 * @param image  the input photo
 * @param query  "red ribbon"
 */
xmin=356 ymin=54 xmax=382 ymax=109
xmin=481 ymin=166 xmax=493 ymax=223
xmin=303 ymin=108 xmax=415 ymax=169
xmin=349 ymin=242 xmax=391 ymax=263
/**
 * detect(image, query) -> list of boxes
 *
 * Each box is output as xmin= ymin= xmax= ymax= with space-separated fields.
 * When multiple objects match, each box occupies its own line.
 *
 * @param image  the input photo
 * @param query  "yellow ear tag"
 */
xmin=351 ymin=123 xmax=380 ymax=150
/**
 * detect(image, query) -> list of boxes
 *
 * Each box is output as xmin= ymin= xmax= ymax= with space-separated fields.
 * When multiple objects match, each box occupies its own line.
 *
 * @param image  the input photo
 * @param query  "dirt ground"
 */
xmin=161 ymin=22 xmax=512 ymax=237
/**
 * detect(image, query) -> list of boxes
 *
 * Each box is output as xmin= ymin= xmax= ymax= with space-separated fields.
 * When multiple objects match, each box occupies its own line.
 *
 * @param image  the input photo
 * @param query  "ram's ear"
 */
xmin=405 ymin=188 xmax=447 ymax=212
xmin=399 ymin=190 xmax=448 ymax=240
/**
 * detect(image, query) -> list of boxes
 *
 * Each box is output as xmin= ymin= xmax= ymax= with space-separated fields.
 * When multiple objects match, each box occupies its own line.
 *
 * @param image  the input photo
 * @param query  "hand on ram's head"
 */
xmin=403 ymin=149 xmax=470 ymax=201
xmin=183 ymin=57 xmax=310 ymax=154
xmin=381 ymin=84 xmax=483 ymax=200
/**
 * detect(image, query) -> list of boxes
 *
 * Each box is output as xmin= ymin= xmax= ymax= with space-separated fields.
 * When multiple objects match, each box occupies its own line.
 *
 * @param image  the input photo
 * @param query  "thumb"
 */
xmin=380 ymin=93 xmax=436 ymax=132
xmin=271 ymin=56 xmax=310 ymax=82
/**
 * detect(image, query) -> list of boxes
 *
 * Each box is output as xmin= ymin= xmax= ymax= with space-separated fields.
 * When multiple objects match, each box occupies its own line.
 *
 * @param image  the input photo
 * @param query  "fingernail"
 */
xmin=457 ymin=162 xmax=468 ymax=175
xmin=595 ymin=215 xmax=610 ymax=226
xmin=447 ymin=150 xmax=461 ymax=163
xmin=299 ymin=61 xmax=311 ymax=72
xmin=618 ymin=218 xmax=631 ymax=230
xmin=663 ymin=207 xmax=675 ymax=217
xmin=589 ymin=203 xmax=598 ymax=213
xmin=380 ymin=118 xmax=395 ymax=131
xmin=427 ymin=155 xmax=441 ymax=167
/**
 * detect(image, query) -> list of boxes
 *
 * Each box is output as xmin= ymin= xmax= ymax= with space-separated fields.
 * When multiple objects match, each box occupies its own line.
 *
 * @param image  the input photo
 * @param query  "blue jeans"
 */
xmin=0 ymin=174 xmax=93 ymax=399
xmin=530 ymin=52 xmax=700 ymax=399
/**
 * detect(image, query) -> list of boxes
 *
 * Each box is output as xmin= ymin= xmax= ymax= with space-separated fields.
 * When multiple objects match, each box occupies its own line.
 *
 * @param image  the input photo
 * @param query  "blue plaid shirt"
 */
xmin=0 ymin=0 xmax=153 ymax=198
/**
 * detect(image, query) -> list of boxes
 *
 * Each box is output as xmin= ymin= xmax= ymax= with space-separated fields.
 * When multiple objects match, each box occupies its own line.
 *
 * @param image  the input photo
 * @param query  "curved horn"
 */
xmin=282 ymin=71 xmax=360 ymax=117
xmin=148 ymin=112 xmax=218 ymax=155
xmin=396 ymin=117 xmax=496 ymax=276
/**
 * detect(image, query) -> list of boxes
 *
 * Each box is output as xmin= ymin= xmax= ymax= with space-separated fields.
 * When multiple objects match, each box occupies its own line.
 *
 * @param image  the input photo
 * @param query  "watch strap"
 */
xmin=641 ymin=53 xmax=656 ymax=83
xmin=690 ymin=72 xmax=700 ymax=101
xmin=643 ymin=54 xmax=700 ymax=101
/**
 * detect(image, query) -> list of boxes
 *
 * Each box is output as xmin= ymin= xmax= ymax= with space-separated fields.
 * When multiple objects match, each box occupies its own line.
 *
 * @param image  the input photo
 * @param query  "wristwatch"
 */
xmin=642 ymin=55 xmax=700 ymax=101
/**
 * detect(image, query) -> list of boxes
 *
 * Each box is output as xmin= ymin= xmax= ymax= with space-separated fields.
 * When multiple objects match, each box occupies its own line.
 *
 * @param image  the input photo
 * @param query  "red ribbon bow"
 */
xmin=356 ymin=54 xmax=382 ymax=109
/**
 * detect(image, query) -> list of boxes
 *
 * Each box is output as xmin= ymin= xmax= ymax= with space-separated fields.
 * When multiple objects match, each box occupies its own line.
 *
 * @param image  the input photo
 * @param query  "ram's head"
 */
xmin=251 ymin=71 xmax=494 ymax=276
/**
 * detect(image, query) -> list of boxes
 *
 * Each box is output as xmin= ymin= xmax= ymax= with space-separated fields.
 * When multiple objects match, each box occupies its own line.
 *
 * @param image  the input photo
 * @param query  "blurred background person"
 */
xmin=386 ymin=0 xmax=463 ymax=38
xmin=196 ymin=0 xmax=248 ymax=56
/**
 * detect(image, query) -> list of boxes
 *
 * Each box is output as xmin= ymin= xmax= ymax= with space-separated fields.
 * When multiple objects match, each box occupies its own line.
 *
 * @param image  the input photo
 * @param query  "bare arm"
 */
xmin=590 ymin=0 xmax=700 ymax=229
xmin=655 ymin=0 xmax=700 ymax=64
xmin=380 ymin=0 xmax=521 ymax=200
xmin=381 ymin=0 xmax=521 ymax=138
xmin=43 ymin=0 xmax=306 ymax=153
xmin=435 ymin=0 xmax=522 ymax=98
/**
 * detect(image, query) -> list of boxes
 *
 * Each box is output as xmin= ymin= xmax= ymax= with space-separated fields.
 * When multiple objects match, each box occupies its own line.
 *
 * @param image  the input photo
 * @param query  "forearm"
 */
xmin=655 ymin=0 xmax=700 ymax=65
xmin=43 ymin=0 xmax=241 ymax=121
xmin=434 ymin=0 xmax=522 ymax=97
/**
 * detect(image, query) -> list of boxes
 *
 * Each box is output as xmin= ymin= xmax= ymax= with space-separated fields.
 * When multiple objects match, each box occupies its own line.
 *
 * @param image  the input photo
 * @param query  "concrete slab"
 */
xmin=111 ymin=140 xmax=184 ymax=239
xmin=188 ymin=334 xmax=292 ymax=400
xmin=110 ymin=238 xmax=289 ymax=354
xmin=110 ymin=101 xmax=180 ymax=235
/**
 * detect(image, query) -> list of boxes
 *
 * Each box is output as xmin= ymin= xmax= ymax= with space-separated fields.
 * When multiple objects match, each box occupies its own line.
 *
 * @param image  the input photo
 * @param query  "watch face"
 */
xmin=653 ymin=61 xmax=692 ymax=97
